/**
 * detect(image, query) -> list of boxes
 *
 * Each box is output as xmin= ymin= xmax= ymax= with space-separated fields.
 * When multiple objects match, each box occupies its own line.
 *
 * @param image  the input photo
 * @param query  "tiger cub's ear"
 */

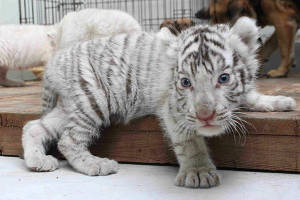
xmin=228 ymin=17 xmax=260 ymax=54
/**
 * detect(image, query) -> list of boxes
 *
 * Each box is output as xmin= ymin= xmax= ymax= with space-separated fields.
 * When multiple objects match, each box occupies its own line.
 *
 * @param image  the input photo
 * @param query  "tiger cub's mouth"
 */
xmin=203 ymin=123 xmax=215 ymax=128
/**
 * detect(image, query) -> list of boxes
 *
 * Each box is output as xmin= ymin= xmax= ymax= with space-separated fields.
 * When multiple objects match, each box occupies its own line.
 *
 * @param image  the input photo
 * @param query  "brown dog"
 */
xmin=160 ymin=18 xmax=195 ymax=36
xmin=196 ymin=0 xmax=300 ymax=78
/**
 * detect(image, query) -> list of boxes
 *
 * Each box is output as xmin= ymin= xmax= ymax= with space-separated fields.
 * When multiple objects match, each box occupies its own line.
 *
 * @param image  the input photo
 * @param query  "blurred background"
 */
xmin=0 ymin=0 xmax=299 ymax=81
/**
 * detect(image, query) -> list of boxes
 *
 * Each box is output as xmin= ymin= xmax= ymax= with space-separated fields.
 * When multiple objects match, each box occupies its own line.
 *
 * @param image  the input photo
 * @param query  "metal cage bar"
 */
xmin=19 ymin=0 xmax=209 ymax=31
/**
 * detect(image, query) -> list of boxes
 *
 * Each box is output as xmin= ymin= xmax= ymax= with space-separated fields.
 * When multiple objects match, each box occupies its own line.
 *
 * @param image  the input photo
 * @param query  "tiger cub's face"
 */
xmin=172 ymin=17 xmax=260 ymax=137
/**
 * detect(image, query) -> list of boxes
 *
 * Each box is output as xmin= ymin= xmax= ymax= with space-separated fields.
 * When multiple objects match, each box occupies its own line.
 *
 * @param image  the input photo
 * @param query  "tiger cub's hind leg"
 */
xmin=58 ymin=118 xmax=119 ymax=176
xmin=22 ymin=107 xmax=66 ymax=172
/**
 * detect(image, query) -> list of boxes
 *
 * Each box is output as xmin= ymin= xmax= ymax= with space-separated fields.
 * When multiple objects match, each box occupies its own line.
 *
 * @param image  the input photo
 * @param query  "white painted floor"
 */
xmin=0 ymin=156 xmax=299 ymax=200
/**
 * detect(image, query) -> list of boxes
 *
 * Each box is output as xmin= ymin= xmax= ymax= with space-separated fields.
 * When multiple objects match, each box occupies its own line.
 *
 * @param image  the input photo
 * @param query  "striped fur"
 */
xmin=22 ymin=17 xmax=296 ymax=188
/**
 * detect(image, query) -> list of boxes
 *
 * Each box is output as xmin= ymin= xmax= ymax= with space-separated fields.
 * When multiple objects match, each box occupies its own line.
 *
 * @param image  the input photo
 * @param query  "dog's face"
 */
xmin=160 ymin=18 xmax=195 ymax=36
xmin=209 ymin=0 xmax=256 ymax=25
xmin=227 ymin=0 xmax=257 ymax=25
xmin=199 ymin=0 xmax=300 ymax=26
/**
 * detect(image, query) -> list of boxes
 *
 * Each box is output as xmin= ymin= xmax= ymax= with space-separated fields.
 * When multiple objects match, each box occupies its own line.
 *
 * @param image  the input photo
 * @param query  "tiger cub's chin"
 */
xmin=197 ymin=125 xmax=224 ymax=137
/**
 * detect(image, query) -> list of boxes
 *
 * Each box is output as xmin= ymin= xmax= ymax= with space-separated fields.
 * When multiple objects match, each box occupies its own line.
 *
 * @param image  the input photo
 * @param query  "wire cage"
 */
xmin=18 ymin=0 xmax=210 ymax=31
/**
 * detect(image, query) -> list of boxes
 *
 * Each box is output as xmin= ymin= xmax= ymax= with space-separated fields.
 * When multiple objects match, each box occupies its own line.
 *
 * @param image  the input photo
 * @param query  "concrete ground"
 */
xmin=1 ymin=156 xmax=299 ymax=200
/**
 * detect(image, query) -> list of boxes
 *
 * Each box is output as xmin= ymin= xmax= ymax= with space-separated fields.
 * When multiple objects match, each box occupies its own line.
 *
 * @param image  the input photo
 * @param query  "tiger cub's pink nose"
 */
xmin=196 ymin=110 xmax=216 ymax=122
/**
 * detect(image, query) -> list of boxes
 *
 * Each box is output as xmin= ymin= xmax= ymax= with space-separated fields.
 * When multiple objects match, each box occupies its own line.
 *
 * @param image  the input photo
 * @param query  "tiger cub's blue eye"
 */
xmin=181 ymin=78 xmax=192 ymax=88
xmin=218 ymin=73 xmax=230 ymax=84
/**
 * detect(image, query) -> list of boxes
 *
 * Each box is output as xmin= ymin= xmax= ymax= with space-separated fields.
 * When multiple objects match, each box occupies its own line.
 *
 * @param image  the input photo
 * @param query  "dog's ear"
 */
xmin=195 ymin=8 xmax=210 ymax=19
xmin=229 ymin=17 xmax=259 ymax=53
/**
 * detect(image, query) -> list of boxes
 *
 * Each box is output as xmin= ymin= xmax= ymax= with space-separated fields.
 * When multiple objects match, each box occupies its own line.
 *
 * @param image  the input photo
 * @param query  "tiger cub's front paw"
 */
xmin=74 ymin=156 xmax=119 ymax=176
xmin=274 ymin=96 xmax=296 ymax=111
xmin=25 ymin=154 xmax=59 ymax=172
xmin=253 ymin=96 xmax=296 ymax=112
xmin=175 ymin=167 xmax=221 ymax=188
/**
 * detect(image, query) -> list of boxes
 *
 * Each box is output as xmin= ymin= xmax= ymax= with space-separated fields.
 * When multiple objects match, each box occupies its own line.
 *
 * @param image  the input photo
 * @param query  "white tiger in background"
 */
xmin=22 ymin=17 xmax=295 ymax=188
xmin=56 ymin=9 xmax=142 ymax=50
xmin=0 ymin=25 xmax=56 ymax=87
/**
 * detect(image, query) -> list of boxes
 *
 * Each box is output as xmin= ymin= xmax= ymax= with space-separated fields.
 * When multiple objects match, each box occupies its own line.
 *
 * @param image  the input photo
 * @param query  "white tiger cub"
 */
xmin=0 ymin=24 xmax=56 ymax=87
xmin=56 ymin=9 xmax=142 ymax=50
xmin=22 ymin=17 xmax=295 ymax=188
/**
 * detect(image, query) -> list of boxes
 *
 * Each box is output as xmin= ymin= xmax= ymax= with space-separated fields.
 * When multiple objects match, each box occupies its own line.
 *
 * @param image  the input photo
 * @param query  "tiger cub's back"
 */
xmin=43 ymin=32 xmax=178 ymax=121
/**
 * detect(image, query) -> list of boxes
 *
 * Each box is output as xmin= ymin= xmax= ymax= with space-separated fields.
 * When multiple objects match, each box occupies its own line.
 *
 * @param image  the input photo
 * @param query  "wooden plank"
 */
xmin=1 ymin=125 xmax=299 ymax=172
xmin=0 ymin=128 xmax=23 ymax=156
xmin=207 ymin=135 xmax=300 ymax=172
xmin=1 ymin=74 xmax=300 ymax=172
xmin=0 ymin=81 xmax=41 ymax=114
xmin=91 ymin=130 xmax=177 ymax=164
xmin=94 ymin=130 xmax=300 ymax=172
xmin=1 ymin=111 xmax=299 ymax=136
xmin=243 ymin=117 xmax=300 ymax=136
